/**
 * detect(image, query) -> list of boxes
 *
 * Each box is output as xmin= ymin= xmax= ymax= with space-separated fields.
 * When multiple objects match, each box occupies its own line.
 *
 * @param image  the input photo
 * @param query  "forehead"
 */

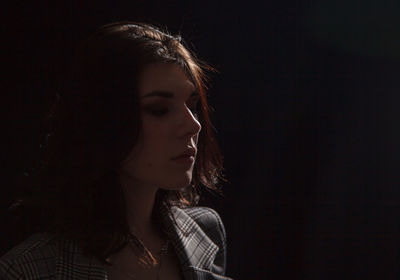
xmin=138 ymin=63 xmax=196 ymax=97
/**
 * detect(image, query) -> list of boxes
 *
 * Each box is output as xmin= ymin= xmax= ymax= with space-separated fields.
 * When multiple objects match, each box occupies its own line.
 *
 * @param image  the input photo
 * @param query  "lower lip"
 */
xmin=172 ymin=156 xmax=195 ymax=166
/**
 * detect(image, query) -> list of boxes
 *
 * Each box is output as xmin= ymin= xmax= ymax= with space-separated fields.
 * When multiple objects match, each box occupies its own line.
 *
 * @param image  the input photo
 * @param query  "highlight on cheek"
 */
xmin=187 ymin=94 xmax=201 ymax=119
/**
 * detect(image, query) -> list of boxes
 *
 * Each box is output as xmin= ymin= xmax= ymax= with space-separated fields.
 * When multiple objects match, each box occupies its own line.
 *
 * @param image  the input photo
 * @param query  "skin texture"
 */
xmin=106 ymin=63 xmax=200 ymax=280
xmin=119 ymin=62 xmax=201 ymax=195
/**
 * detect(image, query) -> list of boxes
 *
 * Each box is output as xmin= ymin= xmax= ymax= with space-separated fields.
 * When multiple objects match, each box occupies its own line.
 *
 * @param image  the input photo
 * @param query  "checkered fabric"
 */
xmin=0 ymin=206 xmax=233 ymax=280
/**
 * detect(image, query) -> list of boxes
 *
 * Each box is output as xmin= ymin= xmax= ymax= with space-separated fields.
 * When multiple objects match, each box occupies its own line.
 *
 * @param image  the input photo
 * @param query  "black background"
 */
xmin=3 ymin=0 xmax=400 ymax=279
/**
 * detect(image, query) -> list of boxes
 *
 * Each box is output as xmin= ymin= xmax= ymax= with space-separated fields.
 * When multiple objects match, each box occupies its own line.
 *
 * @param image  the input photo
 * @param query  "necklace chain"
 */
xmin=109 ymin=233 xmax=170 ymax=280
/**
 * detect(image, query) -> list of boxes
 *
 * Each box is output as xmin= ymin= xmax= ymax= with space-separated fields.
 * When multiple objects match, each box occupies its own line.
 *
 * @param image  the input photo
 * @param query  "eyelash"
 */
xmin=144 ymin=99 xmax=200 ymax=118
xmin=146 ymin=107 xmax=169 ymax=116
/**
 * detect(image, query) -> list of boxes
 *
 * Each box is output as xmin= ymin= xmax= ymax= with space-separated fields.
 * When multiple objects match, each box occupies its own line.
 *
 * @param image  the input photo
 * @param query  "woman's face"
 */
xmin=119 ymin=63 xmax=201 ymax=192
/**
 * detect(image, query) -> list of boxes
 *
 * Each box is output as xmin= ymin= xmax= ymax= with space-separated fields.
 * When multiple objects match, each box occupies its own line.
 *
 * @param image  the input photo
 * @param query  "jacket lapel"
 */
xmin=162 ymin=206 xmax=231 ymax=280
xmin=55 ymin=205 xmax=230 ymax=280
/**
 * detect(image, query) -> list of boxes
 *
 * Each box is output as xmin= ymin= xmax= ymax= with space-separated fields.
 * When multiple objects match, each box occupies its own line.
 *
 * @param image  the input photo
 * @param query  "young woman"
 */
xmin=0 ymin=22 xmax=232 ymax=280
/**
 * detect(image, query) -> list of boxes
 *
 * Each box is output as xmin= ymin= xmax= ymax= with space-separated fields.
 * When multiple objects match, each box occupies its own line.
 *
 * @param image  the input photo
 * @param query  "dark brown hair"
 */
xmin=14 ymin=22 xmax=223 ymax=263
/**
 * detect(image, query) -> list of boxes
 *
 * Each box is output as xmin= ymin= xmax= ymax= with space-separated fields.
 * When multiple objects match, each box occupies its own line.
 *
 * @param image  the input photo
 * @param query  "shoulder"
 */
xmin=0 ymin=233 xmax=57 ymax=279
xmin=0 ymin=233 xmax=76 ymax=280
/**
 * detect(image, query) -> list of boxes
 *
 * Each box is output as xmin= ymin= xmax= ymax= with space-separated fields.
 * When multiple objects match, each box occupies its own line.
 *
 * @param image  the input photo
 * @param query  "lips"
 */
xmin=172 ymin=147 xmax=196 ymax=160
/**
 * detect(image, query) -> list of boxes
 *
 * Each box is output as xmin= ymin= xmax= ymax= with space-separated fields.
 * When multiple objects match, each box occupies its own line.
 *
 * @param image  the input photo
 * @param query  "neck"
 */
xmin=119 ymin=173 xmax=159 ymax=238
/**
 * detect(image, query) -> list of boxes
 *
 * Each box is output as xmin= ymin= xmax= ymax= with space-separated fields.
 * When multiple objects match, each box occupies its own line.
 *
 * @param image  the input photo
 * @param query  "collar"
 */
xmin=161 ymin=206 xmax=219 ymax=271
xmin=54 ymin=205 xmax=222 ymax=280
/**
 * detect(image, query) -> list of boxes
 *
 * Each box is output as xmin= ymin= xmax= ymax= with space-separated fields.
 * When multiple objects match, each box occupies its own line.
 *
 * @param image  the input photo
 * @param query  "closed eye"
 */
xmin=143 ymin=105 xmax=169 ymax=117
xmin=141 ymin=91 xmax=200 ymax=118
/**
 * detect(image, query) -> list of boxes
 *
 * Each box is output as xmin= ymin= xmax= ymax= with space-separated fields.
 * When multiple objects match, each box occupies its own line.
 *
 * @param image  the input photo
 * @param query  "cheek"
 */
xmin=136 ymin=122 xmax=170 ymax=165
xmin=141 ymin=120 xmax=171 ymax=148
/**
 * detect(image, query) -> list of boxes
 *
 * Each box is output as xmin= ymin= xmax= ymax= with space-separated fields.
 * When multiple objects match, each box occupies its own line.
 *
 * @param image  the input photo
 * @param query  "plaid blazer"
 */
xmin=0 ymin=206 xmax=232 ymax=280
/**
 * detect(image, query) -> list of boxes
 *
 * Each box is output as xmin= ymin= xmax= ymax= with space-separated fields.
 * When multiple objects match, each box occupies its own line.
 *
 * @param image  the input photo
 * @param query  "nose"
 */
xmin=178 ymin=105 xmax=202 ymax=139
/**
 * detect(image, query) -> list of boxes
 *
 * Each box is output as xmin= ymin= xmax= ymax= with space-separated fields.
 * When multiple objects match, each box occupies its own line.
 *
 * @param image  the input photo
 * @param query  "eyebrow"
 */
xmin=141 ymin=90 xmax=199 ymax=99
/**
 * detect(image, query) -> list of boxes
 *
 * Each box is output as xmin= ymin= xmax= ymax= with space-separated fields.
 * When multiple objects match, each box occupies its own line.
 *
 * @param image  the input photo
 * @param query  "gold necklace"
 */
xmin=108 ymin=236 xmax=170 ymax=280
